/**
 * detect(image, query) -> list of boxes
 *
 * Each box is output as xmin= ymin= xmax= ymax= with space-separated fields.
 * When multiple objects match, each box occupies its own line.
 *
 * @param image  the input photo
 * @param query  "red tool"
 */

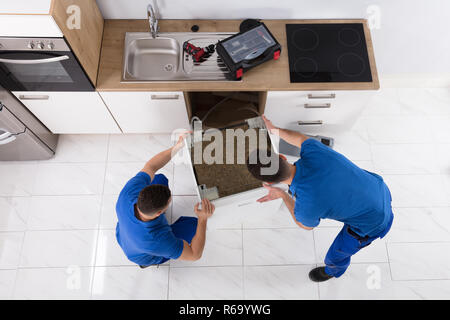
xmin=183 ymin=42 xmax=215 ymax=62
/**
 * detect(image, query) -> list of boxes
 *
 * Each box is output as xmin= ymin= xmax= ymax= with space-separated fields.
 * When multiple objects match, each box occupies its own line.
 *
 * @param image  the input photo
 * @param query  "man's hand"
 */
xmin=194 ymin=199 xmax=215 ymax=221
xmin=257 ymin=183 xmax=287 ymax=203
xmin=262 ymin=115 xmax=278 ymax=135
xmin=172 ymin=131 xmax=191 ymax=155
xmin=263 ymin=115 xmax=309 ymax=148
xmin=178 ymin=198 xmax=213 ymax=262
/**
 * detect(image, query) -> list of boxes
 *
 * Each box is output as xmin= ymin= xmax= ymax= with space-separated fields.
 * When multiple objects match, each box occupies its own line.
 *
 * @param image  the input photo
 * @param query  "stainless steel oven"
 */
xmin=0 ymin=37 xmax=94 ymax=91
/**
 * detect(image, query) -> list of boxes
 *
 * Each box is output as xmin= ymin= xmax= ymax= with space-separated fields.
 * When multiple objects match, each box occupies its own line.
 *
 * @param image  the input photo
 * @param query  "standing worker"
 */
xmin=116 ymin=135 xmax=215 ymax=268
xmin=246 ymin=116 xmax=394 ymax=282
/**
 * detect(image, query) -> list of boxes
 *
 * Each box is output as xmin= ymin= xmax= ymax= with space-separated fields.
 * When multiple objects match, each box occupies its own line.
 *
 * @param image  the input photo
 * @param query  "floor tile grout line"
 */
xmin=385 ymin=241 xmax=394 ymax=282
xmin=13 ymin=265 xmax=135 ymax=270
xmin=389 ymin=277 xmax=450 ymax=282
xmin=166 ymin=195 xmax=174 ymax=300
xmin=9 ymin=261 xmax=417 ymax=270
xmin=6 ymin=230 xmax=450 ymax=242
xmin=0 ymin=228 xmax=105 ymax=233
xmin=170 ymin=263 xmax=323 ymax=268
xmin=241 ymin=224 xmax=245 ymax=300
xmin=0 ymin=194 xmax=110 ymax=198
xmin=385 ymin=240 xmax=450 ymax=244
xmin=167 ymin=263 xmax=171 ymax=300
xmin=89 ymin=134 xmax=111 ymax=299
xmin=11 ymin=228 xmax=28 ymax=299
xmin=311 ymin=229 xmax=321 ymax=300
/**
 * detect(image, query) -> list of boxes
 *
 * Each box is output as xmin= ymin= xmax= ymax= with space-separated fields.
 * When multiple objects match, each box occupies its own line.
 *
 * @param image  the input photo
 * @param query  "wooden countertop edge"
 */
xmin=96 ymin=19 xmax=380 ymax=92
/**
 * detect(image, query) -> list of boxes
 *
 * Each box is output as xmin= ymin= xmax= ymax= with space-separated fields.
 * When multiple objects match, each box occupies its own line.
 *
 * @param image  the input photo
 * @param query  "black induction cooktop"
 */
xmin=286 ymin=23 xmax=372 ymax=83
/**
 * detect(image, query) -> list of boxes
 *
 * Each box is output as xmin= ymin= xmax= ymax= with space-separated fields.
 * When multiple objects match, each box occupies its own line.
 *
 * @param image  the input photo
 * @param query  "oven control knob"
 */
xmin=27 ymin=42 xmax=35 ymax=49
xmin=47 ymin=42 xmax=55 ymax=50
xmin=36 ymin=42 xmax=45 ymax=50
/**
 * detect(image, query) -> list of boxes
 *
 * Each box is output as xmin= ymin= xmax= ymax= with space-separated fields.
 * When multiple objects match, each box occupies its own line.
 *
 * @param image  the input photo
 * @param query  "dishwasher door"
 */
xmin=0 ymin=101 xmax=54 ymax=160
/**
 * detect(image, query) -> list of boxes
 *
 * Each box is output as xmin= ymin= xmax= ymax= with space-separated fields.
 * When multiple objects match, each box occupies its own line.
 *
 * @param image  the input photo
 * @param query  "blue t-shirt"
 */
xmin=289 ymin=139 xmax=392 ymax=237
xmin=115 ymin=172 xmax=184 ymax=266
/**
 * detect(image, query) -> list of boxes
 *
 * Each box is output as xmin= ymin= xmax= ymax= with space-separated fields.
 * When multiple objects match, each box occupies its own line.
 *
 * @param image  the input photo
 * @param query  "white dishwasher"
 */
xmin=177 ymin=95 xmax=283 ymax=229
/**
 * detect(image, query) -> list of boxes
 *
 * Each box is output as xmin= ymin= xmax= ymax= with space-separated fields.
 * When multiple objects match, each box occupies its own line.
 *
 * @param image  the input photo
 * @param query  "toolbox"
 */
xmin=216 ymin=22 xmax=281 ymax=80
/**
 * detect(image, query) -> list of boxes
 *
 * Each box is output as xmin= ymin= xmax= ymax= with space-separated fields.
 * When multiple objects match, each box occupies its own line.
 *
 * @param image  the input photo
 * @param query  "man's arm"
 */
xmin=262 ymin=115 xmax=309 ymax=148
xmin=258 ymin=183 xmax=313 ymax=231
xmin=141 ymin=135 xmax=186 ymax=180
xmin=280 ymin=192 xmax=313 ymax=230
xmin=178 ymin=199 xmax=215 ymax=261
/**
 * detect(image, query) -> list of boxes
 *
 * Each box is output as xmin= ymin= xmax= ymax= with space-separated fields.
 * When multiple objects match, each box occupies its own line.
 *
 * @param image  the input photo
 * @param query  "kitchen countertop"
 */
xmin=96 ymin=19 xmax=379 ymax=92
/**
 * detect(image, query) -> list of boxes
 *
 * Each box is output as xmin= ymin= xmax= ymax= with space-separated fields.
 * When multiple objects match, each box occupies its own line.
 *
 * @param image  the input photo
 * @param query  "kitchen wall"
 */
xmin=96 ymin=0 xmax=450 ymax=86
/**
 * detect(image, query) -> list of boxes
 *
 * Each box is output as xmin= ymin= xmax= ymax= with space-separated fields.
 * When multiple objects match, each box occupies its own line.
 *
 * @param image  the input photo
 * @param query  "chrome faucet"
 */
xmin=147 ymin=4 xmax=159 ymax=38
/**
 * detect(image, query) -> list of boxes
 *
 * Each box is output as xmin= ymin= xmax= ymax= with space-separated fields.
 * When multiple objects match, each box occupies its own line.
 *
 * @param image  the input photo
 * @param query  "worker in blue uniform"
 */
xmin=246 ymin=116 xmax=394 ymax=282
xmin=115 ymin=135 xmax=215 ymax=268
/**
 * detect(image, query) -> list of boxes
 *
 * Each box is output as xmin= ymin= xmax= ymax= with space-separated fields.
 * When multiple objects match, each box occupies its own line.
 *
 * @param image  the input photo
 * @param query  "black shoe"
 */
xmin=309 ymin=267 xmax=334 ymax=282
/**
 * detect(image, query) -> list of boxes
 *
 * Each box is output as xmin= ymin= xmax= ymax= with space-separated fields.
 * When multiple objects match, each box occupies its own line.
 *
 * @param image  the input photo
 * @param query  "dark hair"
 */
xmin=137 ymin=184 xmax=171 ymax=216
xmin=246 ymin=149 xmax=291 ymax=183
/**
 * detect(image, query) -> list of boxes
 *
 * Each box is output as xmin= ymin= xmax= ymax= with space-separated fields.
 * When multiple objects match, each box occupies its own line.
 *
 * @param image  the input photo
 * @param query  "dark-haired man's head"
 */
xmin=137 ymin=184 xmax=172 ymax=218
xmin=246 ymin=149 xmax=292 ymax=183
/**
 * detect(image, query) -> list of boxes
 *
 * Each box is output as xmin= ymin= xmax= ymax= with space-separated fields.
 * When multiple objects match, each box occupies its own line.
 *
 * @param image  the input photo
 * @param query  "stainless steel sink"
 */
xmin=123 ymin=32 xmax=235 ymax=82
xmin=125 ymin=37 xmax=180 ymax=80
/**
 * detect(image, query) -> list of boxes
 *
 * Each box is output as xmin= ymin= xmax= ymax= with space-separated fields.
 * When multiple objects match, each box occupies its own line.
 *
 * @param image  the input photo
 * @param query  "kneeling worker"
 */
xmin=247 ymin=116 xmax=394 ymax=282
xmin=116 ymin=135 xmax=215 ymax=267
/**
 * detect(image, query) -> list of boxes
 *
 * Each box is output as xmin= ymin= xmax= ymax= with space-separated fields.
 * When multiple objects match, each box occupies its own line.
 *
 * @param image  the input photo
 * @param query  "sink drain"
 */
xmin=164 ymin=64 xmax=174 ymax=72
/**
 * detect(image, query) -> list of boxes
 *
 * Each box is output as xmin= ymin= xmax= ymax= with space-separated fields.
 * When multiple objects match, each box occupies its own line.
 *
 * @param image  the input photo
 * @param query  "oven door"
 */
xmin=0 ymin=51 xmax=94 ymax=91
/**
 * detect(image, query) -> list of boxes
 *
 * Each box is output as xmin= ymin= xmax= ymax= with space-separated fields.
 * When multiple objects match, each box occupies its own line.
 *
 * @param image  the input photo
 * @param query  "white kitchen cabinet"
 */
xmin=99 ymin=91 xmax=190 ymax=133
xmin=0 ymin=1 xmax=56 ymax=36
xmin=0 ymin=1 xmax=53 ymax=14
xmin=264 ymin=90 xmax=375 ymax=135
xmin=0 ymin=15 xmax=62 ymax=37
xmin=13 ymin=92 xmax=121 ymax=134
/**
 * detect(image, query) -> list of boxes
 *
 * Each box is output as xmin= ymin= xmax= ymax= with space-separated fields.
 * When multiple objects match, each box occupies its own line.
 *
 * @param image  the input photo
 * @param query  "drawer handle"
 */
xmin=308 ymin=93 xmax=336 ymax=99
xmin=18 ymin=95 xmax=50 ymax=100
xmin=304 ymin=103 xmax=331 ymax=109
xmin=238 ymin=201 xmax=254 ymax=207
xmin=151 ymin=94 xmax=180 ymax=100
xmin=298 ymin=120 xmax=323 ymax=126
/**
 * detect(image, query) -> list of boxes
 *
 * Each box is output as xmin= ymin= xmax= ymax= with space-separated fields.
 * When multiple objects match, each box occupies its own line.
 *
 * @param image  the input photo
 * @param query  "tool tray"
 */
xmin=216 ymin=22 xmax=281 ymax=80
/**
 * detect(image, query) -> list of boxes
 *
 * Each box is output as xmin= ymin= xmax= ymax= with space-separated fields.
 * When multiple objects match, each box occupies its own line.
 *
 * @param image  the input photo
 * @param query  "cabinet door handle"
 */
xmin=308 ymin=93 xmax=336 ymax=99
xmin=151 ymin=94 xmax=180 ymax=100
xmin=298 ymin=120 xmax=323 ymax=126
xmin=304 ymin=103 xmax=331 ymax=109
xmin=0 ymin=129 xmax=16 ymax=145
xmin=18 ymin=95 xmax=50 ymax=100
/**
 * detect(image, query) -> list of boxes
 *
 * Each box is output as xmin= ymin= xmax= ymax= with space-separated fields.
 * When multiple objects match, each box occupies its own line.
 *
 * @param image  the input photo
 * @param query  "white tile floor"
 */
xmin=0 ymin=88 xmax=450 ymax=300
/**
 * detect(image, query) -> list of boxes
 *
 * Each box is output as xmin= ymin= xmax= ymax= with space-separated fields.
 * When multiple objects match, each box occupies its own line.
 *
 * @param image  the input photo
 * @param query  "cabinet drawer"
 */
xmin=13 ymin=91 xmax=121 ymax=134
xmin=99 ymin=91 xmax=190 ymax=133
xmin=265 ymin=90 xmax=374 ymax=133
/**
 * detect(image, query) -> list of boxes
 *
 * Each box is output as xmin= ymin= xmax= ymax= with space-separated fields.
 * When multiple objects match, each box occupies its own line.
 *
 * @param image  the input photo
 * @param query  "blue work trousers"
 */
xmin=324 ymin=214 xmax=393 ymax=277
